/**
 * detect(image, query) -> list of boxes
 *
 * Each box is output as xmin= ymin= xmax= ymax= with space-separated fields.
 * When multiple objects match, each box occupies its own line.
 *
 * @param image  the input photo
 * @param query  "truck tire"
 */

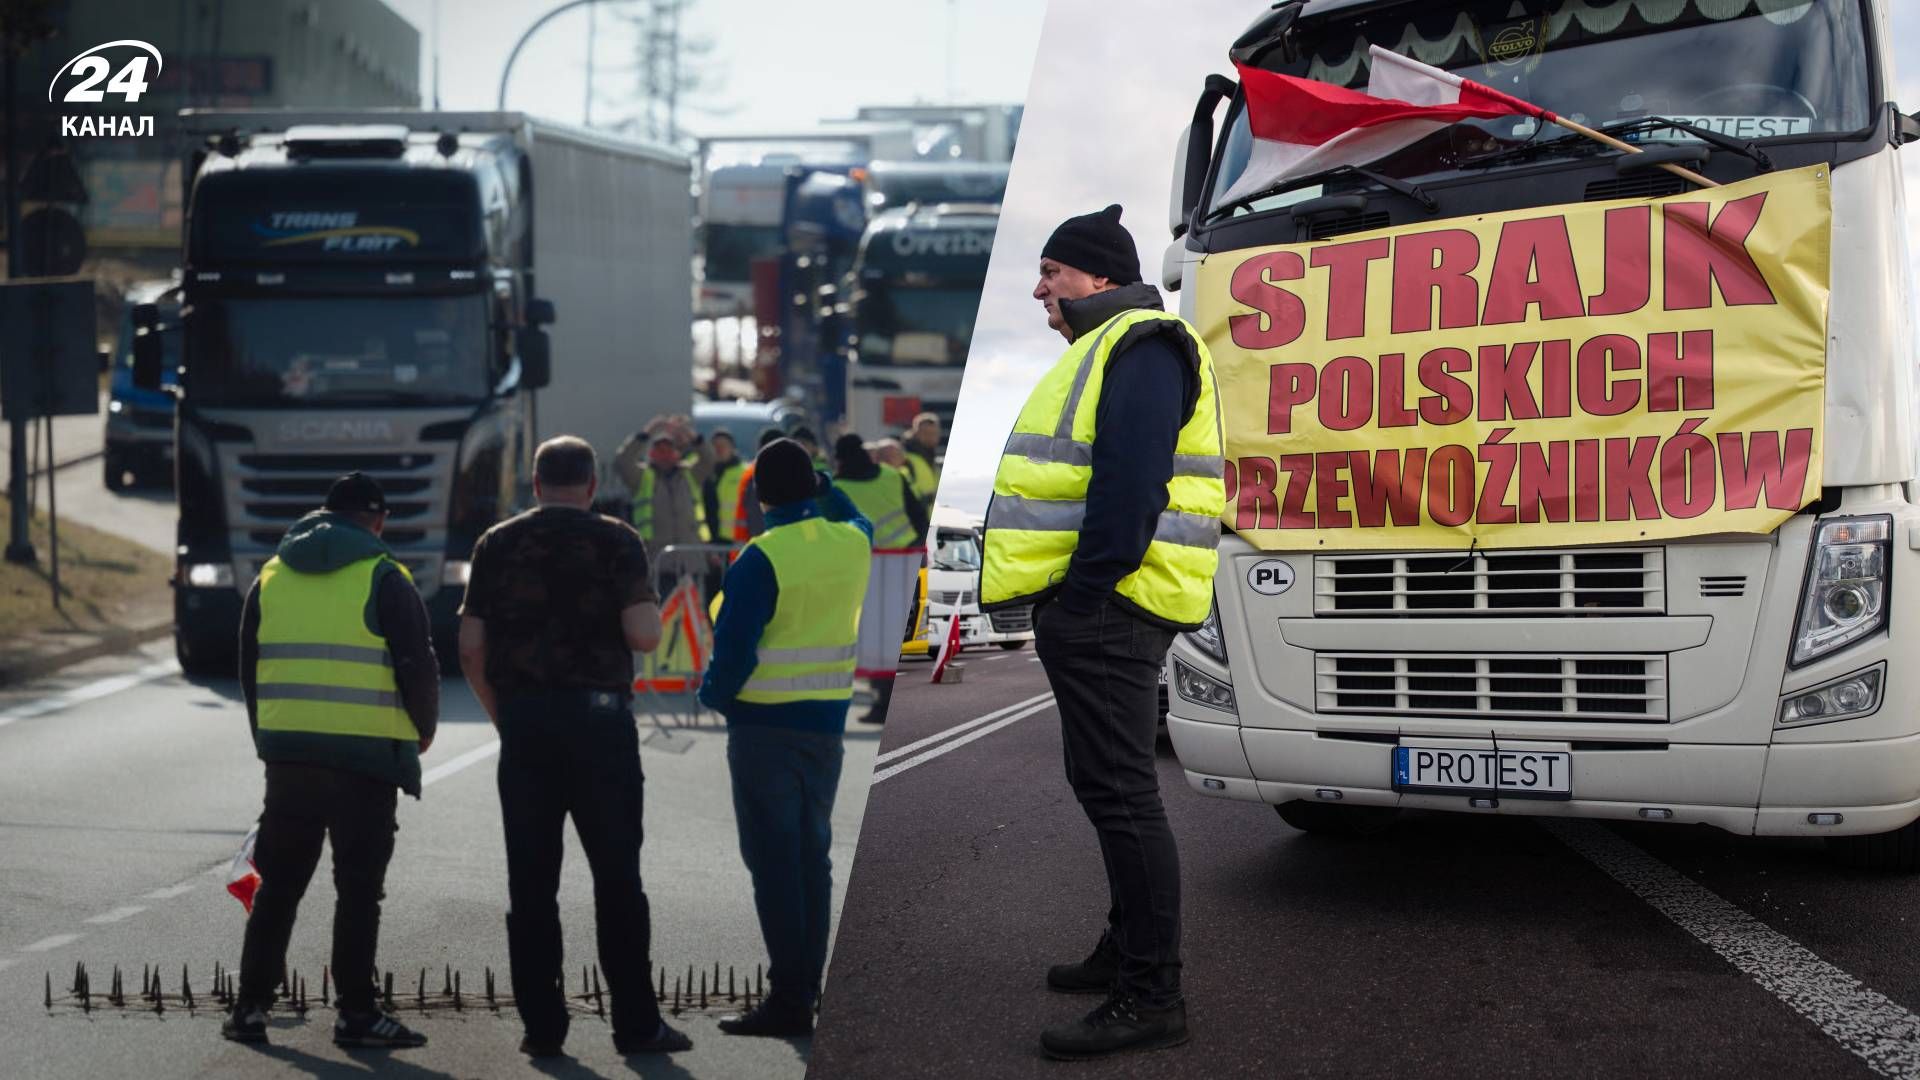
xmin=1827 ymin=820 xmax=1920 ymax=872
xmin=103 ymin=452 xmax=126 ymax=492
xmin=175 ymin=631 xmax=237 ymax=679
xmin=1275 ymin=800 xmax=1398 ymax=837
xmin=998 ymin=640 xmax=1025 ymax=651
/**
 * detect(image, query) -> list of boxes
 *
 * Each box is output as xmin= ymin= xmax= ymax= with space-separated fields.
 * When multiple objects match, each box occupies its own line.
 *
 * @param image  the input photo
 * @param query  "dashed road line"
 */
xmin=872 ymin=696 xmax=1055 ymax=784
xmin=83 ymin=906 xmax=147 ymax=925
xmin=874 ymin=692 xmax=1054 ymax=767
xmin=142 ymin=883 xmax=195 ymax=900
xmin=421 ymin=738 xmax=501 ymax=786
xmin=0 ymin=659 xmax=179 ymax=730
xmin=1546 ymin=819 xmax=1920 ymax=1077
xmin=21 ymin=933 xmax=83 ymax=953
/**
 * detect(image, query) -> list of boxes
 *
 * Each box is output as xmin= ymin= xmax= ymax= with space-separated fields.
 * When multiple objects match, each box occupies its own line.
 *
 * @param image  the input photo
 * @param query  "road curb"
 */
xmin=0 ymin=619 xmax=172 ymax=688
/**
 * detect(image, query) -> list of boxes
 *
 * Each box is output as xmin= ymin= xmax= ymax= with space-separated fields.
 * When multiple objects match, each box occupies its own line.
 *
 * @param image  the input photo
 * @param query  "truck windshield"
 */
xmin=853 ymin=283 xmax=982 ymax=368
xmin=1210 ymin=0 xmax=1871 ymax=214
xmin=188 ymin=294 xmax=494 ymax=406
xmin=933 ymin=529 xmax=981 ymax=571
xmin=702 ymin=223 xmax=782 ymax=283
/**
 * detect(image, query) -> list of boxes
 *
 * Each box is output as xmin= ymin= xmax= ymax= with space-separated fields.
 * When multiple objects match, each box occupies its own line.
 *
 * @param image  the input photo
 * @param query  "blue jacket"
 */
xmin=698 ymin=478 xmax=872 ymax=732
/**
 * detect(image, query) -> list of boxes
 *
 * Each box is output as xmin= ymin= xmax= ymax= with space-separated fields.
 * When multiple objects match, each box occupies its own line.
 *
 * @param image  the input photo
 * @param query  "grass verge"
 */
xmin=0 ymin=502 xmax=172 ymax=642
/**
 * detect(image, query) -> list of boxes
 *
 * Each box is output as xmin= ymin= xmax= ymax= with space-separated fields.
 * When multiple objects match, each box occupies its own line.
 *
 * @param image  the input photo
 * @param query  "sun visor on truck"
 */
xmin=189 ymin=170 xmax=487 ymax=266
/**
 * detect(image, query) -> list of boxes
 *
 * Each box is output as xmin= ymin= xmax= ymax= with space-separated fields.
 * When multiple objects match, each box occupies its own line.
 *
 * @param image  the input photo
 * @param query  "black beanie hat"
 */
xmin=833 ymin=432 xmax=871 ymax=469
xmin=755 ymin=438 xmax=816 ymax=508
xmin=1041 ymin=204 xmax=1140 ymax=285
xmin=324 ymin=471 xmax=387 ymax=515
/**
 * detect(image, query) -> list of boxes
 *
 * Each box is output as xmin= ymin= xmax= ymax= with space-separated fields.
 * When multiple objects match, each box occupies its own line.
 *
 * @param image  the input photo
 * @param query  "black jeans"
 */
xmin=497 ymin=688 xmax=662 ymax=1043
xmin=726 ymin=724 xmax=844 ymax=1009
xmin=238 ymin=762 xmax=398 ymax=1014
xmin=1033 ymin=596 xmax=1182 ymax=1008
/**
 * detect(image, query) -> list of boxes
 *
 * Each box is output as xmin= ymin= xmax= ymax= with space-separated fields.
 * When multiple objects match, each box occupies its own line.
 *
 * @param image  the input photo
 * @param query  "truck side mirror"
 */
xmin=131 ymin=303 xmax=164 ymax=390
xmin=525 ymin=297 xmax=556 ymax=326
xmin=518 ymin=326 xmax=551 ymax=389
xmin=1897 ymin=110 xmax=1920 ymax=146
xmin=1173 ymin=75 xmax=1237 ymax=239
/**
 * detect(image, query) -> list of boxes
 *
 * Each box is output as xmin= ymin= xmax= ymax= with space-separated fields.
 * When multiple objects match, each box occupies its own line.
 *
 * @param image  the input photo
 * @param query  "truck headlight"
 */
xmin=184 ymin=562 xmax=233 ymax=588
xmin=1779 ymin=664 xmax=1884 ymax=726
xmin=1792 ymin=516 xmax=1891 ymax=666
xmin=441 ymin=559 xmax=472 ymax=587
xmin=1184 ymin=596 xmax=1226 ymax=662
xmin=1172 ymin=657 xmax=1235 ymax=711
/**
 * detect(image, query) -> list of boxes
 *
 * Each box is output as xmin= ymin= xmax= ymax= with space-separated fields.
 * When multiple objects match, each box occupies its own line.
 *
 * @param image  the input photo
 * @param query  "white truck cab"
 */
xmin=1162 ymin=0 xmax=1920 ymax=867
xmin=927 ymin=505 xmax=1034 ymax=651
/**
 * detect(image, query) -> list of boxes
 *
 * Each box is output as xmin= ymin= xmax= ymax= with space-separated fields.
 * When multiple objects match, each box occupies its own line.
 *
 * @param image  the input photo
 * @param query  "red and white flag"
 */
xmin=929 ymin=612 xmax=963 ymax=684
xmin=1220 ymin=52 xmax=1533 ymax=206
xmin=226 ymin=825 xmax=261 ymax=914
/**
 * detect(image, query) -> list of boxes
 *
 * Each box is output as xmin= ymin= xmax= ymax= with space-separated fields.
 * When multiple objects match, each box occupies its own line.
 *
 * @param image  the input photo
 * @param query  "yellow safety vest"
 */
xmin=631 ymin=467 xmax=657 ymax=540
xmin=737 ymin=516 xmax=871 ymax=705
xmin=981 ymin=308 xmax=1225 ymax=629
xmin=714 ymin=461 xmax=747 ymax=543
xmin=903 ymin=450 xmax=939 ymax=503
xmin=256 ymin=555 xmax=419 ymax=741
xmin=837 ymin=473 xmax=917 ymax=551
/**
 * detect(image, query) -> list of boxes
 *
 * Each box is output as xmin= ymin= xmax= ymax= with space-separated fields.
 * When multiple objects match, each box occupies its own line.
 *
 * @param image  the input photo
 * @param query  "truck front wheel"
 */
xmin=1827 ymin=820 xmax=1920 ymax=872
xmin=1275 ymin=800 xmax=1398 ymax=837
xmin=175 ymin=630 xmax=237 ymax=679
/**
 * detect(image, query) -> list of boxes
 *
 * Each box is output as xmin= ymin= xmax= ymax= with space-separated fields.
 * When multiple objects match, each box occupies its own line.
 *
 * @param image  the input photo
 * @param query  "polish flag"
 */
xmin=1220 ymin=52 xmax=1533 ymax=206
xmin=929 ymin=612 xmax=963 ymax=684
xmin=226 ymin=825 xmax=261 ymax=914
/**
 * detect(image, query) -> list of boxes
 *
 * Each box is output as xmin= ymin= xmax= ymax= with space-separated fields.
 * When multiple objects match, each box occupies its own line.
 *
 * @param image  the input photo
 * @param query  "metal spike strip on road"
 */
xmin=728 ymin=965 xmax=735 ymax=1002
xmin=442 ymin=964 xmax=451 ymax=997
xmin=486 ymin=966 xmax=497 ymax=1010
xmin=671 ymin=974 xmax=681 ymax=1016
xmin=699 ymin=968 xmax=707 ymax=1009
xmin=384 ymin=970 xmax=395 ymax=1010
xmin=454 ymin=969 xmax=462 ymax=1011
xmin=417 ymin=967 xmax=427 ymax=1010
xmin=592 ymin=964 xmax=604 ymax=1018
xmin=183 ymin=964 xmax=193 ymax=1011
xmin=321 ymin=965 xmax=330 ymax=1007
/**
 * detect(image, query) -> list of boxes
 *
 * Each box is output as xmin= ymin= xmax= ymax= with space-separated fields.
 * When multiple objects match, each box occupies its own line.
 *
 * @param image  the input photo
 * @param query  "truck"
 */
xmin=694 ymin=127 xmax=915 ymax=319
xmin=852 ymin=104 xmax=1024 ymax=163
xmin=104 ymin=277 xmax=180 ymax=491
xmin=927 ymin=505 xmax=1032 ymax=652
xmin=1160 ymin=0 xmax=1920 ymax=867
xmin=764 ymin=166 xmax=870 ymax=425
xmin=136 ymin=110 xmax=691 ymax=674
xmin=845 ymin=203 xmax=999 ymax=444
xmin=865 ymin=161 xmax=1010 ymax=213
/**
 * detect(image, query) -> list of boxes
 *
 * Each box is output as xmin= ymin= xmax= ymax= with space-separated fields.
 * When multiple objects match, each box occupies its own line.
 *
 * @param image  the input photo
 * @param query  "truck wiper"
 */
xmin=1209 ymin=163 xmax=1437 ymax=221
xmin=1466 ymin=116 xmax=1771 ymax=173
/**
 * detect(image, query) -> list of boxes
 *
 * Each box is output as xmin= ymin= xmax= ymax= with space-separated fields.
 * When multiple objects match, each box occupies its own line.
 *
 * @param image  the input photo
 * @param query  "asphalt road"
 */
xmin=2 ymin=397 xmax=176 ymax=556
xmin=0 ymin=640 xmax=881 ymax=1078
xmin=810 ymin=646 xmax=1920 ymax=1079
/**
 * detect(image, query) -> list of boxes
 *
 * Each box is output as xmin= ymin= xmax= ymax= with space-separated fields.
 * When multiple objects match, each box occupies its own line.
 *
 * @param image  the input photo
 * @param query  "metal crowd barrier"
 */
xmin=633 ymin=542 xmax=738 ymax=727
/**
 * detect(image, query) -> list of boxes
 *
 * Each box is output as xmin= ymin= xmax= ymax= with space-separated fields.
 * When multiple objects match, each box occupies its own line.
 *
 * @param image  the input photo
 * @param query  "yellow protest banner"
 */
xmin=1193 ymin=163 xmax=1830 ymax=551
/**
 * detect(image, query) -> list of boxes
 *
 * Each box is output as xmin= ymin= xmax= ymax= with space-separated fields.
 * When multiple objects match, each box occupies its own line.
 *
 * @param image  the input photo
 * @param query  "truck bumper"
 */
xmin=1171 ymin=714 xmax=1920 ymax=838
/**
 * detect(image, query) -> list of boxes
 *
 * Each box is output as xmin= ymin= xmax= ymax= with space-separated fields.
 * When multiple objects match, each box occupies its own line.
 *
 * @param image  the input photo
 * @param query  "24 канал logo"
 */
xmin=49 ymin=40 xmax=162 ymax=138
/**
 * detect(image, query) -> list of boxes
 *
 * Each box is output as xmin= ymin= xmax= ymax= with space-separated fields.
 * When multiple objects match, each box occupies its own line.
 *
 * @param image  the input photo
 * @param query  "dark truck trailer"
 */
xmin=138 ymin=111 xmax=691 ymax=675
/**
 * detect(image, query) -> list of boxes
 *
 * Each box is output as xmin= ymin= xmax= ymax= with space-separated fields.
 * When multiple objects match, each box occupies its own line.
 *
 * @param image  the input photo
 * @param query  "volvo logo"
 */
xmin=275 ymin=418 xmax=395 ymax=443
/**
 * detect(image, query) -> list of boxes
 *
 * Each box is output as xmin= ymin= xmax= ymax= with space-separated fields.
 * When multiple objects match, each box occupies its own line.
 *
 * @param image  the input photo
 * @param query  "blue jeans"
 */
xmin=726 ymin=723 xmax=845 ymax=1008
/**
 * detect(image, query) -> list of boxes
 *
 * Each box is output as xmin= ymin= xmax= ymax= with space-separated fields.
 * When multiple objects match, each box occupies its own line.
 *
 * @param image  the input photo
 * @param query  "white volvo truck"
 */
xmin=1161 ymin=0 xmax=1920 ymax=867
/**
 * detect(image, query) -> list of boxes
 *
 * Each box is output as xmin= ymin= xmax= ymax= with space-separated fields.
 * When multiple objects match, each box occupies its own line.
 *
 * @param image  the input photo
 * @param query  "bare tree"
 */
xmin=597 ymin=0 xmax=733 ymax=149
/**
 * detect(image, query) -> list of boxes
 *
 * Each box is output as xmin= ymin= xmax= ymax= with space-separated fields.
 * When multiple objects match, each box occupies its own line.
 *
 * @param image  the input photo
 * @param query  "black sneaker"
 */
xmin=613 ymin=1019 xmax=692 ymax=1054
xmin=221 ymin=1003 xmax=269 ymax=1043
xmin=1040 ymin=995 xmax=1189 ymax=1060
xmin=1046 ymin=937 xmax=1119 ymax=994
xmin=333 ymin=1008 xmax=428 ymax=1048
xmin=717 ymin=997 xmax=814 ymax=1038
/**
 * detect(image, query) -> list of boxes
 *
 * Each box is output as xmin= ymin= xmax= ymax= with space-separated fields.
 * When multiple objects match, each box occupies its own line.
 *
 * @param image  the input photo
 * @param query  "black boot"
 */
xmin=718 ymin=995 xmax=814 ymax=1038
xmin=1045 ymin=933 xmax=1118 ymax=994
xmin=861 ymin=679 xmax=895 ymax=725
xmin=1040 ymin=994 xmax=1189 ymax=1060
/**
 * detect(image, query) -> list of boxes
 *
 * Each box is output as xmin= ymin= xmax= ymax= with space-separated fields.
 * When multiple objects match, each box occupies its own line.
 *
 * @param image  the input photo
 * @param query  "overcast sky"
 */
xmin=936 ymin=0 xmax=1920 ymax=515
xmin=384 ymin=0 xmax=1042 ymax=134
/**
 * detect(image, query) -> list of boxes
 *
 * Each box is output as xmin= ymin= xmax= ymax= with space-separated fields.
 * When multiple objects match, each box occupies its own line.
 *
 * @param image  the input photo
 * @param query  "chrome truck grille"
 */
xmin=1316 ymin=653 xmax=1668 ymax=723
xmin=217 ymin=448 xmax=449 ymax=595
xmin=988 ymin=606 xmax=1032 ymax=634
xmin=1314 ymin=549 xmax=1663 ymax=616
xmin=931 ymin=589 xmax=976 ymax=606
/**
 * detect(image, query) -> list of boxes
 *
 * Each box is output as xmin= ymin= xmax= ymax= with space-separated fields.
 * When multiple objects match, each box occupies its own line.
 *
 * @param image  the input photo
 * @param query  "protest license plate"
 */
xmin=1392 ymin=745 xmax=1571 ymax=799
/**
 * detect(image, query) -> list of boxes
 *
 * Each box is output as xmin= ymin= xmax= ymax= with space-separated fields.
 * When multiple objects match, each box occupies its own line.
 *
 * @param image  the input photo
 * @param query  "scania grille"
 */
xmin=1315 ymin=653 xmax=1668 ymax=723
xmin=1314 ymin=549 xmax=1663 ymax=616
xmin=988 ymin=606 xmax=1032 ymax=633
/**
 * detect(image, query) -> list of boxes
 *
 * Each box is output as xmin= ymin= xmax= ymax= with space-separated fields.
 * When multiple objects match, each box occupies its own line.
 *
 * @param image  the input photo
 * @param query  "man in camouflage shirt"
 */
xmin=457 ymin=435 xmax=689 ymax=1058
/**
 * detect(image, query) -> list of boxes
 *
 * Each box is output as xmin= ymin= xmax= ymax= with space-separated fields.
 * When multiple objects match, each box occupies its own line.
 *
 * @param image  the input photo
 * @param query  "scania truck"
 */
xmin=846 ymin=203 xmax=999 ymax=442
xmin=137 ymin=111 xmax=691 ymax=673
xmin=1161 ymin=0 xmax=1920 ymax=867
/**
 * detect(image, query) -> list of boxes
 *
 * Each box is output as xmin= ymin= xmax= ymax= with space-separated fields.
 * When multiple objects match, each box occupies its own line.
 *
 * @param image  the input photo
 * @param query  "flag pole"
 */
xmin=1366 ymin=46 xmax=1719 ymax=189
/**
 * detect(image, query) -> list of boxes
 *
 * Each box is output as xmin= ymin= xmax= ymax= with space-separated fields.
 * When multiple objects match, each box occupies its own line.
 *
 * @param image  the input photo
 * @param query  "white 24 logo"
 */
xmin=48 ymin=40 xmax=163 ymax=104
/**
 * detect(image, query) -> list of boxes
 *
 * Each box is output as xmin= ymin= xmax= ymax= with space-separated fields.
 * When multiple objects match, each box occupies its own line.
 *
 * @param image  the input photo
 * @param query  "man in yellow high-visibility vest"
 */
xmin=901 ymin=413 xmax=943 ymax=506
xmin=698 ymin=438 xmax=872 ymax=1038
xmin=226 ymin=472 xmax=438 ymax=1049
xmin=981 ymin=205 xmax=1224 ymax=1061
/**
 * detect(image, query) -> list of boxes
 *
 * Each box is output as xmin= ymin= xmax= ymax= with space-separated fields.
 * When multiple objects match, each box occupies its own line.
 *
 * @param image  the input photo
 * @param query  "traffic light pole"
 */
xmin=3 ymin=43 xmax=34 ymax=566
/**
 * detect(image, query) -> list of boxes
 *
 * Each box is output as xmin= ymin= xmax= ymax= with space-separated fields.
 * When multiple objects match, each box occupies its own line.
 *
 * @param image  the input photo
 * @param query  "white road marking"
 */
xmin=142 ymin=883 xmax=195 ymax=900
xmin=20 ymin=933 xmax=83 ymax=953
xmin=0 ymin=958 xmax=16 ymax=972
xmin=421 ymin=738 xmax=501 ymax=787
xmin=0 ymin=659 xmax=179 ymax=730
xmin=83 ymin=906 xmax=147 ymax=925
xmin=874 ymin=692 xmax=1054 ymax=767
xmin=1546 ymin=819 xmax=1920 ymax=1078
xmin=871 ymin=698 xmax=1056 ymax=784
